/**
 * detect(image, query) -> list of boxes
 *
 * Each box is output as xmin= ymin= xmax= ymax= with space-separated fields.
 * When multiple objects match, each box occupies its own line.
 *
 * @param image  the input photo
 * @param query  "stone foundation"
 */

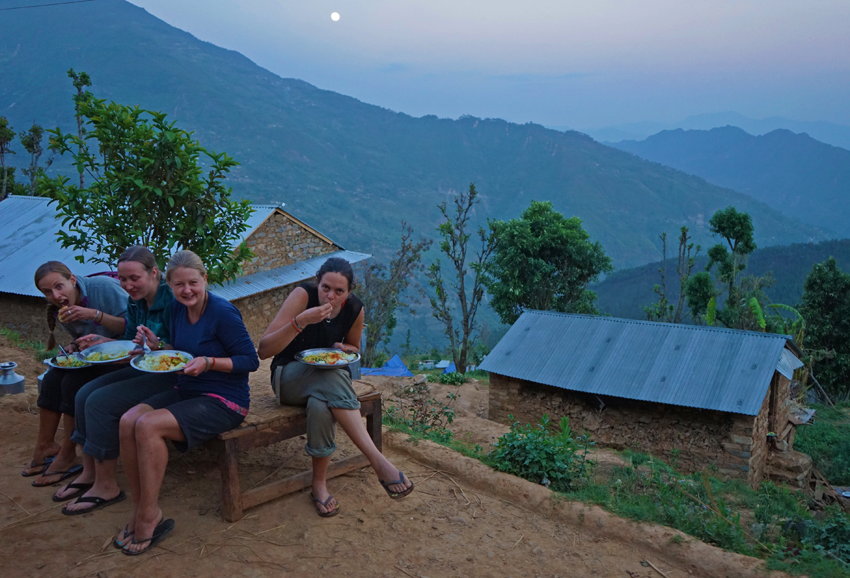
xmin=242 ymin=211 xmax=337 ymax=276
xmin=0 ymin=293 xmax=54 ymax=343
xmin=232 ymin=284 xmax=296 ymax=344
xmin=489 ymin=373 xmax=779 ymax=487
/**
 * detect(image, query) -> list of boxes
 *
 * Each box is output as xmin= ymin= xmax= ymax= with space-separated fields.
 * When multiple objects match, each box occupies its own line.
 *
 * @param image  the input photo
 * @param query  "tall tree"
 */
xmin=0 ymin=117 xmax=15 ymax=201
xmin=705 ymin=206 xmax=757 ymax=298
xmin=19 ymin=124 xmax=53 ymax=196
xmin=427 ymin=183 xmax=495 ymax=373
xmin=41 ymin=92 xmax=254 ymax=284
xmin=67 ymin=68 xmax=92 ymax=188
xmin=358 ymin=222 xmax=431 ymax=367
xmin=485 ymin=200 xmax=612 ymax=325
xmin=644 ymin=227 xmax=700 ymax=323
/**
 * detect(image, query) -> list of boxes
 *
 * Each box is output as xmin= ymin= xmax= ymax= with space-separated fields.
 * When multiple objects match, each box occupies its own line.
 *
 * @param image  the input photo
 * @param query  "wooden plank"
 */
xmin=241 ymin=454 xmax=370 ymax=510
xmin=236 ymin=422 xmax=306 ymax=452
xmin=778 ymin=423 xmax=794 ymax=442
xmin=218 ymin=438 xmax=244 ymax=522
xmin=365 ymin=398 xmax=383 ymax=453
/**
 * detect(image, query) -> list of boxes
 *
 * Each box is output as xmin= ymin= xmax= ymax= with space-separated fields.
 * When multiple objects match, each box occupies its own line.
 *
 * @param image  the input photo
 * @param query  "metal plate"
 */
xmin=44 ymin=355 xmax=91 ymax=370
xmin=131 ymin=350 xmax=195 ymax=373
xmin=295 ymin=348 xmax=360 ymax=369
xmin=80 ymin=340 xmax=139 ymax=364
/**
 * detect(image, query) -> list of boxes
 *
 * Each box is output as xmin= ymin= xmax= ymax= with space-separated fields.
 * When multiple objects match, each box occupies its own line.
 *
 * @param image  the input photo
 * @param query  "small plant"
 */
xmin=670 ymin=535 xmax=684 ymax=545
xmin=486 ymin=415 xmax=593 ymax=492
xmin=439 ymin=371 xmax=466 ymax=385
xmin=0 ymin=327 xmax=56 ymax=361
xmin=383 ymin=380 xmax=457 ymax=441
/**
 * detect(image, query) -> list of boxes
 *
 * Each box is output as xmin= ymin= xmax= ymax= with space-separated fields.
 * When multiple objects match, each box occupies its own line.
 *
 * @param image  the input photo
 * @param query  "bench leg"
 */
xmin=366 ymin=397 xmax=383 ymax=452
xmin=219 ymin=438 xmax=243 ymax=522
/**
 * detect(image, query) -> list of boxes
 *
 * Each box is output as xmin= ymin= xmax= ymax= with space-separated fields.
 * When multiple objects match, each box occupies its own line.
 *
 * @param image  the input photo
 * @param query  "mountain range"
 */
xmin=610 ymin=126 xmax=850 ymax=237
xmin=0 ymin=0 xmax=831 ymax=272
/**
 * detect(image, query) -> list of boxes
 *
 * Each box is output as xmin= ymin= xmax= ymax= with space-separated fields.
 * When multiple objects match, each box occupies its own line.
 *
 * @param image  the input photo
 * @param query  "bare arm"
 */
xmin=258 ymin=288 xmax=333 ymax=360
xmin=333 ymin=308 xmax=365 ymax=354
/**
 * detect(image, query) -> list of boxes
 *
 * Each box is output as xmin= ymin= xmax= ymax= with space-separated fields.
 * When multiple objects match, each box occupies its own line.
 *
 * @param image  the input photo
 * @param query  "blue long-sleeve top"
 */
xmin=168 ymin=292 xmax=259 ymax=409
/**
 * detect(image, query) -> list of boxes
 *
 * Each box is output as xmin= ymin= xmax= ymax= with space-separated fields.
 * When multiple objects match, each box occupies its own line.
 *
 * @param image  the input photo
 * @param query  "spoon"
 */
xmin=57 ymin=344 xmax=71 ymax=359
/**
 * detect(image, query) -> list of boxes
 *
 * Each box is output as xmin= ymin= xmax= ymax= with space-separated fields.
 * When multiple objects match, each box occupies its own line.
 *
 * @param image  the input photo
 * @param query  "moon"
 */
xmin=331 ymin=12 xmax=340 ymax=21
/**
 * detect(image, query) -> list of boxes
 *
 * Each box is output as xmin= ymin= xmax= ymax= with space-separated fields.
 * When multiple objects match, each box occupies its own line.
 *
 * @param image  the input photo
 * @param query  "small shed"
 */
xmin=0 ymin=195 xmax=369 ymax=343
xmin=480 ymin=311 xmax=810 ymax=488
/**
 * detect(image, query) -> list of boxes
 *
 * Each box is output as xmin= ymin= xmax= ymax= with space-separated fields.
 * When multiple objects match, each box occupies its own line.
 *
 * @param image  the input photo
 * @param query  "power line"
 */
xmin=0 ymin=0 xmax=95 ymax=11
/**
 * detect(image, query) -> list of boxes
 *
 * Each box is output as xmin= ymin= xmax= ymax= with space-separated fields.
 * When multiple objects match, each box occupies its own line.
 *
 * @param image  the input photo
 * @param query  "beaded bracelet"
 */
xmin=290 ymin=318 xmax=303 ymax=333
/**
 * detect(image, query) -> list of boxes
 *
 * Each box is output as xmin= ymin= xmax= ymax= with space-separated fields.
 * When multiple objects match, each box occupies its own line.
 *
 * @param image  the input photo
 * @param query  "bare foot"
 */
xmin=22 ymin=443 xmax=61 ymax=475
xmin=375 ymin=462 xmax=413 ymax=495
xmin=53 ymin=469 xmax=95 ymax=500
xmin=62 ymin=485 xmax=122 ymax=513
xmin=115 ymin=514 xmax=137 ymax=548
xmin=123 ymin=508 xmax=162 ymax=554
xmin=311 ymin=483 xmax=338 ymax=515
xmin=31 ymin=452 xmax=79 ymax=487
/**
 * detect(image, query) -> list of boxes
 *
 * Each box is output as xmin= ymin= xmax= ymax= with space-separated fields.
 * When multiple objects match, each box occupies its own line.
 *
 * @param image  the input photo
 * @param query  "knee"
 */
xmin=306 ymin=397 xmax=333 ymax=420
xmin=119 ymin=407 xmax=144 ymax=438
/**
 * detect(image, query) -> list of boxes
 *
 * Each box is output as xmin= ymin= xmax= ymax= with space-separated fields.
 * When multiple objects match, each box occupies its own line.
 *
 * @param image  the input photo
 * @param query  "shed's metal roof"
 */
xmin=0 ymin=196 xmax=280 ymax=298
xmin=479 ymin=311 xmax=800 ymax=415
xmin=209 ymin=250 xmax=371 ymax=301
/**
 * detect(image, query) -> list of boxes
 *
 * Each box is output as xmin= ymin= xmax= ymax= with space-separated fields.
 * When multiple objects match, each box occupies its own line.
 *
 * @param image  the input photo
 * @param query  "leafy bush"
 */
xmin=801 ymin=507 xmax=850 ymax=566
xmin=794 ymin=403 xmax=850 ymax=485
xmin=486 ymin=415 xmax=593 ymax=492
xmin=0 ymin=327 xmax=56 ymax=362
xmin=383 ymin=381 xmax=457 ymax=443
xmin=439 ymin=371 xmax=466 ymax=385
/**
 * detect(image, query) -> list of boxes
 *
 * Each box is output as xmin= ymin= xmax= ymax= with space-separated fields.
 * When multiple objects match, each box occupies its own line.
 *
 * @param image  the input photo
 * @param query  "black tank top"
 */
xmin=270 ymin=282 xmax=364 ymax=379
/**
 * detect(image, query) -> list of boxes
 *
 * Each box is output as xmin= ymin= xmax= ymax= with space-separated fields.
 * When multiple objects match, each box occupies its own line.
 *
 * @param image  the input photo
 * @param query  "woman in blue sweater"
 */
xmin=118 ymin=250 xmax=259 ymax=555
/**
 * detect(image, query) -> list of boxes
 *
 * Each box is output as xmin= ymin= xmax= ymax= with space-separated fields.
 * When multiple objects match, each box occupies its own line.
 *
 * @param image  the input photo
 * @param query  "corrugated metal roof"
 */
xmin=777 ymin=348 xmax=804 ymax=380
xmin=479 ymin=311 xmax=800 ymax=415
xmin=0 ymin=196 xmax=280 ymax=298
xmin=209 ymin=250 xmax=371 ymax=301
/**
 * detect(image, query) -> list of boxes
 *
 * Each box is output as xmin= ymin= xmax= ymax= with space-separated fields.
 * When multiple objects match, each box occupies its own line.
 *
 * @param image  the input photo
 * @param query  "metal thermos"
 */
xmin=0 ymin=361 xmax=25 ymax=395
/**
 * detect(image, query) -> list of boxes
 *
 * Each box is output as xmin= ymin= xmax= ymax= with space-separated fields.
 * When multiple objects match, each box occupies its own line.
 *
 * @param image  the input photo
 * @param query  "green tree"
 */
xmin=41 ymin=89 xmax=254 ymax=284
xmin=685 ymin=272 xmax=716 ymax=324
xmin=67 ymin=68 xmax=92 ymax=188
xmin=485 ymin=200 xmax=612 ymax=325
xmin=19 ymin=124 xmax=53 ymax=196
xmin=705 ymin=206 xmax=757 ymax=298
xmin=799 ymin=258 xmax=850 ymax=398
xmin=643 ymin=227 xmax=700 ymax=323
xmin=0 ymin=117 xmax=16 ymax=201
xmin=359 ymin=222 xmax=431 ymax=367
xmin=427 ymin=183 xmax=495 ymax=373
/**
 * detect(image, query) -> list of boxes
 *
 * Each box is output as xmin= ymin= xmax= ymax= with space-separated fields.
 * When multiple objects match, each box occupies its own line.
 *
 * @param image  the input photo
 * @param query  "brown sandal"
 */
xmin=310 ymin=493 xmax=340 ymax=518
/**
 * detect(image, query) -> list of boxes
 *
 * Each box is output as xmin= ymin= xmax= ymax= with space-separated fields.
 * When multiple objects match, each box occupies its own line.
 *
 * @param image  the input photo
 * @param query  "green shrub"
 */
xmin=486 ymin=415 xmax=593 ymax=492
xmin=794 ymin=403 xmax=850 ymax=485
xmin=438 ymin=371 xmax=466 ymax=385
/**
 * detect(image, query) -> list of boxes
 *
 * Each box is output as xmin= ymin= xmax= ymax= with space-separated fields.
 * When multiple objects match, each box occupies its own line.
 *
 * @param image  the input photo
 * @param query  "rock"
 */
xmin=595 ymin=517 xmax=607 ymax=527
xmin=450 ymin=515 xmax=468 ymax=526
xmin=488 ymin=551 xmax=495 ymax=558
xmin=414 ymin=374 xmax=427 ymax=385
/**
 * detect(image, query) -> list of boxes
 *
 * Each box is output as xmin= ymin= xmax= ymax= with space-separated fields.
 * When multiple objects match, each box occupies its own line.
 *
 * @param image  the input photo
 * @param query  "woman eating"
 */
xmin=257 ymin=257 xmax=413 ymax=518
xmin=24 ymin=262 xmax=128 ymax=486
xmin=55 ymin=246 xmax=176 ymax=517
xmin=118 ymin=250 xmax=259 ymax=555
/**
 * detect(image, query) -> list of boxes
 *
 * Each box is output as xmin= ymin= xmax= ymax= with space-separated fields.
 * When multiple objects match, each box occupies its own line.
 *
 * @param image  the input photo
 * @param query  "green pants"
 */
xmin=273 ymin=362 xmax=361 ymax=458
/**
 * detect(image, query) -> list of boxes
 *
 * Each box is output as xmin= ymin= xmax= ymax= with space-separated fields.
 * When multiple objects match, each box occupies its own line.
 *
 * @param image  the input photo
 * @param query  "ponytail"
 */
xmin=34 ymin=261 xmax=73 ymax=352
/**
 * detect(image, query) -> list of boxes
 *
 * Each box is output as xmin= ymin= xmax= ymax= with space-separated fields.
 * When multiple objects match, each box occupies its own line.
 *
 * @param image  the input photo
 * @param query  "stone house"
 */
xmin=480 ymin=311 xmax=811 ymax=488
xmin=0 ymin=195 xmax=369 ymax=343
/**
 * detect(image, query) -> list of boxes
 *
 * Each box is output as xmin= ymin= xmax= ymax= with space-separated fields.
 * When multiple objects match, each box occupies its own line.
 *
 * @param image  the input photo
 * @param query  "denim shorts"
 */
xmin=142 ymin=388 xmax=246 ymax=452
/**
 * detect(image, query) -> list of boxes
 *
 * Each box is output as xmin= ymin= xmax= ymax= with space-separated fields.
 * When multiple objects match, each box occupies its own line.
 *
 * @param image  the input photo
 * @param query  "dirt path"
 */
xmin=0 ymin=341 xmax=779 ymax=577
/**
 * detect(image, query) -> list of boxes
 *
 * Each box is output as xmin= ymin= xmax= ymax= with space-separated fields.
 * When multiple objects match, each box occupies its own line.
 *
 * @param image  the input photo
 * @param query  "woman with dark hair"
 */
xmin=55 ymin=246 xmax=177 ymax=517
xmin=258 ymin=257 xmax=413 ymax=517
xmin=24 ymin=262 xmax=128 ymax=486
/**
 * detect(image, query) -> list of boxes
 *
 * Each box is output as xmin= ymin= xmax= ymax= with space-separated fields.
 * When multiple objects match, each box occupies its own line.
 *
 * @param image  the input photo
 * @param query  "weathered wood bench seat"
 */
xmin=214 ymin=379 xmax=381 ymax=521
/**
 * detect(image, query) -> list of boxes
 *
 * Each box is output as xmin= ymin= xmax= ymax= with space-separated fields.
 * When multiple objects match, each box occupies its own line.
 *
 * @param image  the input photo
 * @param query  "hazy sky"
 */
xmin=127 ymin=0 xmax=850 ymax=129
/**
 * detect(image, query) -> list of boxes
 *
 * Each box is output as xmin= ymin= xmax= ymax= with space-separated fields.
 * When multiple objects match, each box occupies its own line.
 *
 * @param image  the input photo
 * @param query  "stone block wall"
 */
xmin=0 ymin=293 xmax=53 ymax=343
xmin=232 ymin=284 xmax=295 ymax=344
xmin=490 ymin=373 xmax=774 ymax=488
xmin=242 ymin=211 xmax=337 ymax=276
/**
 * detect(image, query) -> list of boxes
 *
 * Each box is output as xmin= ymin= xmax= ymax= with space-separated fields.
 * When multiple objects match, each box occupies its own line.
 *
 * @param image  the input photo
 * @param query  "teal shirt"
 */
xmin=122 ymin=278 xmax=173 ymax=342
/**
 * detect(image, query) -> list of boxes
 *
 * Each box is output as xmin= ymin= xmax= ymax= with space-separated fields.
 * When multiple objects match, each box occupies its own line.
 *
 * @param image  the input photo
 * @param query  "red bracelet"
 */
xmin=290 ymin=318 xmax=302 ymax=333
xmin=211 ymin=357 xmax=217 ymax=369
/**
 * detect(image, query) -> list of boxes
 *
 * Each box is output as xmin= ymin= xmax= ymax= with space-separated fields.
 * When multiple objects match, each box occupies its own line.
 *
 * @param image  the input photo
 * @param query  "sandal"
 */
xmin=310 ymin=493 xmax=340 ymax=518
xmin=122 ymin=518 xmax=175 ymax=556
xmin=21 ymin=456 xmax=55 ymax=477
xmin=62 ymin=491 xmax=126 ymax=516
xmin=31 ymin=464 xmax=83 ymax=487
xmin=379 ymin=471 xmax=414 ymax=500
xmin=52 ymin=481 xmax=94 ymax=503
xmin=113 ymin=525 xmax=134 ymax=549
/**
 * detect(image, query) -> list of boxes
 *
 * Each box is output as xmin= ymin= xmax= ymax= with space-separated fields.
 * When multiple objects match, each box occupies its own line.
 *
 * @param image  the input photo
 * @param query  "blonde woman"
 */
xmin=118 ymin=251 xmax=259 ymax=555
xmin=25 ymin=262 xmax=128 ymax=486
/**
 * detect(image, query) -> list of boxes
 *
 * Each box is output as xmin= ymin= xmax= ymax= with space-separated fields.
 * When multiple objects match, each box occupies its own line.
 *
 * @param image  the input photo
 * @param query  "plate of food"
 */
xmin=131 ymin=350 xmax=194 ymax=373
xmin=45 ymin=354 xmax=91 ymax=369
xmin=295 ymin=348 xmax=360 ymax=369
xmin=81 ymin=340 xmax=138 ymax=363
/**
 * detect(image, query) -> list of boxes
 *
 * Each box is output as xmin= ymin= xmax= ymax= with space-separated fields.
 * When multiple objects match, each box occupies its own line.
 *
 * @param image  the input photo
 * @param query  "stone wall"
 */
xmin=0 ymin=293 xmax=53 ymax=343
xmin=490 ymin=373 xmax=776 ymax=487
xmin=242 ymin=211 xmax=337 ymax=276
xmin=232 ymin=284 xmax=295 ymax=344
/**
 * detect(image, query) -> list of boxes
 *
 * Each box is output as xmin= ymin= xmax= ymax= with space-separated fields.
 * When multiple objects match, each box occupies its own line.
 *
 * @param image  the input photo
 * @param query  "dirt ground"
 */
xmin=0 ymin=338 xmax=774 ymax=578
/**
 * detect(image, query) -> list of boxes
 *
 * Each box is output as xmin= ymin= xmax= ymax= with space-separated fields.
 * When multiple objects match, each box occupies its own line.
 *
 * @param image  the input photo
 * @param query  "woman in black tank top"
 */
xmin=258 ymin=258 xmax=414 ymax=516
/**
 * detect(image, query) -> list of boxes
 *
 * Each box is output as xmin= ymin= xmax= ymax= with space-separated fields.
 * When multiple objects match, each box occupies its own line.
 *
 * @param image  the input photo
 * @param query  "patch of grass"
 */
xmin=0 ymin=327 xmax=56 ymax=362
xmin=794 ymin=402 xmax=850 ymax=485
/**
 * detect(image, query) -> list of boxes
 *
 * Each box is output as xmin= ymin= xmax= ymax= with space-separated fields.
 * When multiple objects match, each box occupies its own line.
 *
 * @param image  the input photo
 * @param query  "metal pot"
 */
xmin=0 ymin=361 xmax=25 ymax=395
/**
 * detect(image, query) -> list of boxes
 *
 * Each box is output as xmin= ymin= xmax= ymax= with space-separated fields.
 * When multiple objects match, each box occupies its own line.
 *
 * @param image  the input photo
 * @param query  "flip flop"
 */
xmin=62 ymin=491 xmax=126 ymax=516
xmin=31 ymin=464 xmax=83 ymax=487
xmin=113 ymin=525 xmax=135 ymax=549
xmin=122 ymin=518 xmax=175 ymax=556
xmin=310 ymin=493 xmax=340 ymax=518
xmin=379 ymin=471 xmax=414 ymax=500
xmin=21 ymin=456 xmax=55 ymax=477
xmin=52 ymin=481 xmax=94 ymax=503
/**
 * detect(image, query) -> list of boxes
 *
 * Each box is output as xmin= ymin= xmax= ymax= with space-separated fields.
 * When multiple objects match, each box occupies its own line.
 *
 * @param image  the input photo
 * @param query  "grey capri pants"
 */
xmin=272 ymin=362 xmax=360 ymax=458
xmin=70 ymin=365 xmax=178 ymax=461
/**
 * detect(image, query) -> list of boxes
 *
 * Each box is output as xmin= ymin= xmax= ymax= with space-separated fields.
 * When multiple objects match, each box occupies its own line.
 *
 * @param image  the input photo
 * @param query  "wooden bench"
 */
xmin=213 ymin=380 xmax=381 ymax=521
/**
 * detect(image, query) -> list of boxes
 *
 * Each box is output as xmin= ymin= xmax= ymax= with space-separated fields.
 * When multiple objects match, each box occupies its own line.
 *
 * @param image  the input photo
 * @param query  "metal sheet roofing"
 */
xmin=209 ymin=250 xmax=371 ymax=301
xmin=0 ymin=196 xmax=280 ymax=298
xmin=479 ymin=311 xmax=800 ymax=415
